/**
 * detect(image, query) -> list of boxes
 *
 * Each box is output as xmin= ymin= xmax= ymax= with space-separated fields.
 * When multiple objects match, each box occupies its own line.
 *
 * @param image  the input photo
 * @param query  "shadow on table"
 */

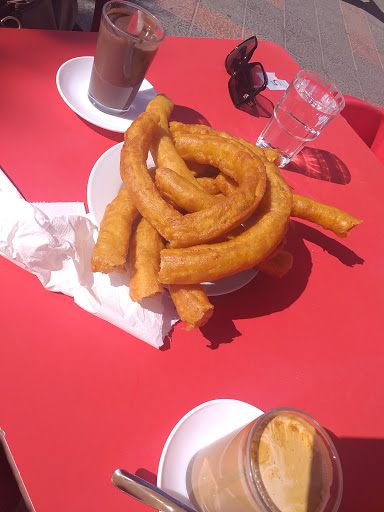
xmin=79 ymin=104 xmax=210 ymax=138
xmin=170 ymin=106 xmax=211 ymax=126
xmin=327 ymin=432 xmax=384 ymax=512
xmin=284 ymin=147 xmax=351 ymax=185
xmin=135 ymin=434 xmax=384 ymax=512
xmin=235 ymin=94 xmax=274 ymax=118
xmin=80 ymin=118 xmax=124 ymax=142
xmin=199 ymin=220 xmax=363 ymax=349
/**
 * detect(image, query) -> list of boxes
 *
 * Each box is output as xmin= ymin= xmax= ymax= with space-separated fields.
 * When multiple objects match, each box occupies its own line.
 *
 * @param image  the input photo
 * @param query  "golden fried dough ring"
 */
xmin=291 ymin=194 xmax=362 ymax=238
xmin=155 ymin=167 xmax=223 ymax=212
xmin=159 ymin=161 xmax=293 ymax=284
xmin=121 ymin=112 xmax=267 ymax=248
xmin=170 ymin=122 xmax=282 ymax=165
xmin=166 ymin=133 xmax=266 ymax=246
xmin=91 ymin=187 xmax=138 ymax=274
xmin=145 ymin=94 xmax=206 ymax=190
xmin=185 ymin=161 xmax=217 ymax=176
xmin=121 ymin=110 xmax=183 ymax=227
xmin=179 ymin=124 xmax=360 ymax=238
xmin=196 ymin=176 xmax=221 ymax=195
xmin=129 ymin=217 xmax=165 ymax=302
xmin=215 ymin=173 xmax=238 ymax=196
xmin=256 ymin=250 xmax=294 ymax=278
xmin=168 ymin=284 xmax=214 ymax=330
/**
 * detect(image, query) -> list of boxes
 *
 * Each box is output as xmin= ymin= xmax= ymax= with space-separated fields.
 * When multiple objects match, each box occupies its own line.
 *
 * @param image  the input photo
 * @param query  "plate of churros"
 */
xmin=56 ymin=56 xmax=157 ymax=133
xmin=88 ymin=93 xmax=362 ymax=331
xmin=87 ymin=142 xmax=258 ymax=298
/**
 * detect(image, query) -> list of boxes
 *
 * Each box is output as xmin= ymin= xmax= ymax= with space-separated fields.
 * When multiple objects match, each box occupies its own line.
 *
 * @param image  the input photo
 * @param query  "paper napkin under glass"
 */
xmin=0 ymin=169 xmax=178 ymax=348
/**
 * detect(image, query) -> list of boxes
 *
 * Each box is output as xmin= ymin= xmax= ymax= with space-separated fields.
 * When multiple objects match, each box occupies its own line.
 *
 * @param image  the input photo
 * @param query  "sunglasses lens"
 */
xmin=225 ymin=38 xmax=257 ymax=74
xmin=229 ymin=63 xmax=266 ymax=106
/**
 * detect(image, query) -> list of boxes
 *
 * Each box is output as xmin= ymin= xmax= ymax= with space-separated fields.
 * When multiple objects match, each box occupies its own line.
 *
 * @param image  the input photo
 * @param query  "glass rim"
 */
xmin=295 ymin=69 xmax=346 ymax=111
xmin=101 ymin=0 xmax=165 ymax=43
xmin=245 ymin=407 xmax=344 ymax=512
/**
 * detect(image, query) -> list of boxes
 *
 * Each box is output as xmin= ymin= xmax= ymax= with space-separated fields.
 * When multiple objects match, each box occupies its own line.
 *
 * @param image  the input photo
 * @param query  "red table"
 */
xmin=0 ymin=29 xmax=383 ymax=512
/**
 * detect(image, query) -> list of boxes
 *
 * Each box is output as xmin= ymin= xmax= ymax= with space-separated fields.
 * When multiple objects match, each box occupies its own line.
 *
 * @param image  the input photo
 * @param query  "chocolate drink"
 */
xmin=189 ymin=412 xmax=337 ymax=512
xmin=88 ymin=7 xmax=161 ymax=114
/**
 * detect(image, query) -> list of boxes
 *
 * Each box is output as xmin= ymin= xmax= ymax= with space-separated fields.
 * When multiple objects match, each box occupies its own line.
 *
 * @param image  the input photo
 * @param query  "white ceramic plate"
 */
xmin=87 ymin=142 xmax=133 ymax=226
xmin=56 ymin=56 xmax=157 ymax=133
xmin=87 ymin=143 xmax=259 ymax=296
xmin=157 ymin=399 xmax=263 ymax=507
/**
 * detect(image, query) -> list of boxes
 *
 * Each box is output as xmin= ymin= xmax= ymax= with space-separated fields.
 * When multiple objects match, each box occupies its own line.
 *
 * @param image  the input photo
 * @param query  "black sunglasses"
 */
xmin=225 ymin=36 xmax=267 ymax=108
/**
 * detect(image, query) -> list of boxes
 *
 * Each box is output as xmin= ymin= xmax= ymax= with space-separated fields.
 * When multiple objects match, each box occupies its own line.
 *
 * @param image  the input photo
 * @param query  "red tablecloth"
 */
xmin=0 ymin=29 xmax=383 ymax=512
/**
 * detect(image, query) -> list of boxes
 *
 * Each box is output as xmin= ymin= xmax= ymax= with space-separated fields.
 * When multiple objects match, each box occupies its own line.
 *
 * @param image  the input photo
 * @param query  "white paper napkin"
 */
xmin=0 ymin=169 xmax=178 ymax=348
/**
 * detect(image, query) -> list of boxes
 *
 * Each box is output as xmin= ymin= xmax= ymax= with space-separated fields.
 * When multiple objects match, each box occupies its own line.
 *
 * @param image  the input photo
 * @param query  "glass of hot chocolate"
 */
xmin=188 ymin=408 xmax=343 ymax=512
xmin=88 ymin=1 xmax=164 ymax=115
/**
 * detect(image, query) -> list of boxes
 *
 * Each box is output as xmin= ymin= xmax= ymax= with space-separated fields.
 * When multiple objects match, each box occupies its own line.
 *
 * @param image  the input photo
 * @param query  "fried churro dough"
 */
xmin=185 ymin=160 xmax=217 ymax=176
xmin=170 ymin=122 xmax=282 ymax=166
xmin=256 ymin=250 xmax=294 ymax=278
xmin=175 ymin=123 xmax=361 ymax=238
xmin=92 ymin=94 xmax=363 ymax=332
xmin=196 ymin=176 xmax=222 ymax=195
xmin=129 ymin=217 xmax=165 ymax=302
xmin=146 ymin=94 xmax=206 ymax=190
xmin=121 ymin=110 xmax=181 ymax=224
xmin=292 ymin=194 xmax=362 ymax=238
xmin=159 ymin=162 xmax=293 ymax=284
xmin=91 ymin=187 xmax=138 ymax=274
xmin=168 ymin=284 xmax=214 ymax=330
xmin=215 ymin=173 xmax=238 ymax=196
xmin=155 ymin=167 xmax=223 ymax=212
xmin=121 ymin=112 xmax=267 ymax=248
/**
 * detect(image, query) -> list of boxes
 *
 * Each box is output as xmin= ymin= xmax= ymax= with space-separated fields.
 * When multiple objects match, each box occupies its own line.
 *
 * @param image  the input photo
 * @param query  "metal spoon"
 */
xmin=112 ymin=469 xmax=196 ymax=512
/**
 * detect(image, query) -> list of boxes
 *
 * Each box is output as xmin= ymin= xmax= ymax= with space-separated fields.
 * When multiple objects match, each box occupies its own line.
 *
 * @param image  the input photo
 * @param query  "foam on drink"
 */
xmin=188 ymin=409 xmax=339 ymax=512
xmin=251 ymin=413 xmax=333 ymax=512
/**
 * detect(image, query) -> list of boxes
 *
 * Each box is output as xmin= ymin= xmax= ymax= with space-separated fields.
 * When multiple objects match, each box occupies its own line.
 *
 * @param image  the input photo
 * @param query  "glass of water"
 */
xmin=257 ymin=70 xmax=345 ymax=167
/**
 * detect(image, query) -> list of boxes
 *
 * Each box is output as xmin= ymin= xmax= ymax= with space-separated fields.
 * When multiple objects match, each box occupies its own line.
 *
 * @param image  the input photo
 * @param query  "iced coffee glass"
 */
xmin=257 ymin=70 xmax=345 ymax=167
xmin=188 ymin=408 xmax=343 ymax=512
xmin=88 ymin=1 xmax=164 ymax=115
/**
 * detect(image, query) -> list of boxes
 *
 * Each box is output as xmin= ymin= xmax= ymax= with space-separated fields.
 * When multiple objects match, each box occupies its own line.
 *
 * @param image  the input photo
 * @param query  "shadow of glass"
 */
xmin=136 ymin=434 xmax=384 ymax=512
xmin=235 ymin=94 xmax=274 ymax=118
xmin=285 ymin=147 xmax=351 ymax=184
xmin=327 ymin=432 xmax=384 ymax=511
xmin=284 ymin=147 xmax=351 ymax=185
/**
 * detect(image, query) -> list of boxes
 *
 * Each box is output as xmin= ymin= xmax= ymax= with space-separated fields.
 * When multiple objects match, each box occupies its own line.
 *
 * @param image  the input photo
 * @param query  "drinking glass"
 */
xmin=257 ymin=70 xmax=345 ymax=167
xmin=188 ymin=408 xmax=343 ymax=512
xmin=88 ymin=1 xmax=164 ymax=115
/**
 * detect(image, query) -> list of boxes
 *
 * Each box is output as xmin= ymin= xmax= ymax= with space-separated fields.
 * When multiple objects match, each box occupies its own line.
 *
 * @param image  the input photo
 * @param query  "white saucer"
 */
xmin=87 ymin=143 xmax=259 ymax=296
xmin=56 ymin=56 xmax=157 ymax=133
xmin=157 ymin=399 xmax=263 ymax=507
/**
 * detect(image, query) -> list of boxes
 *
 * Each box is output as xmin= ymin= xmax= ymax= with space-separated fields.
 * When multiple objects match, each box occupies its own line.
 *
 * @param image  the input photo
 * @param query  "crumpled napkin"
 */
xmin=0 ymin=169 xmax=178 ymax=348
